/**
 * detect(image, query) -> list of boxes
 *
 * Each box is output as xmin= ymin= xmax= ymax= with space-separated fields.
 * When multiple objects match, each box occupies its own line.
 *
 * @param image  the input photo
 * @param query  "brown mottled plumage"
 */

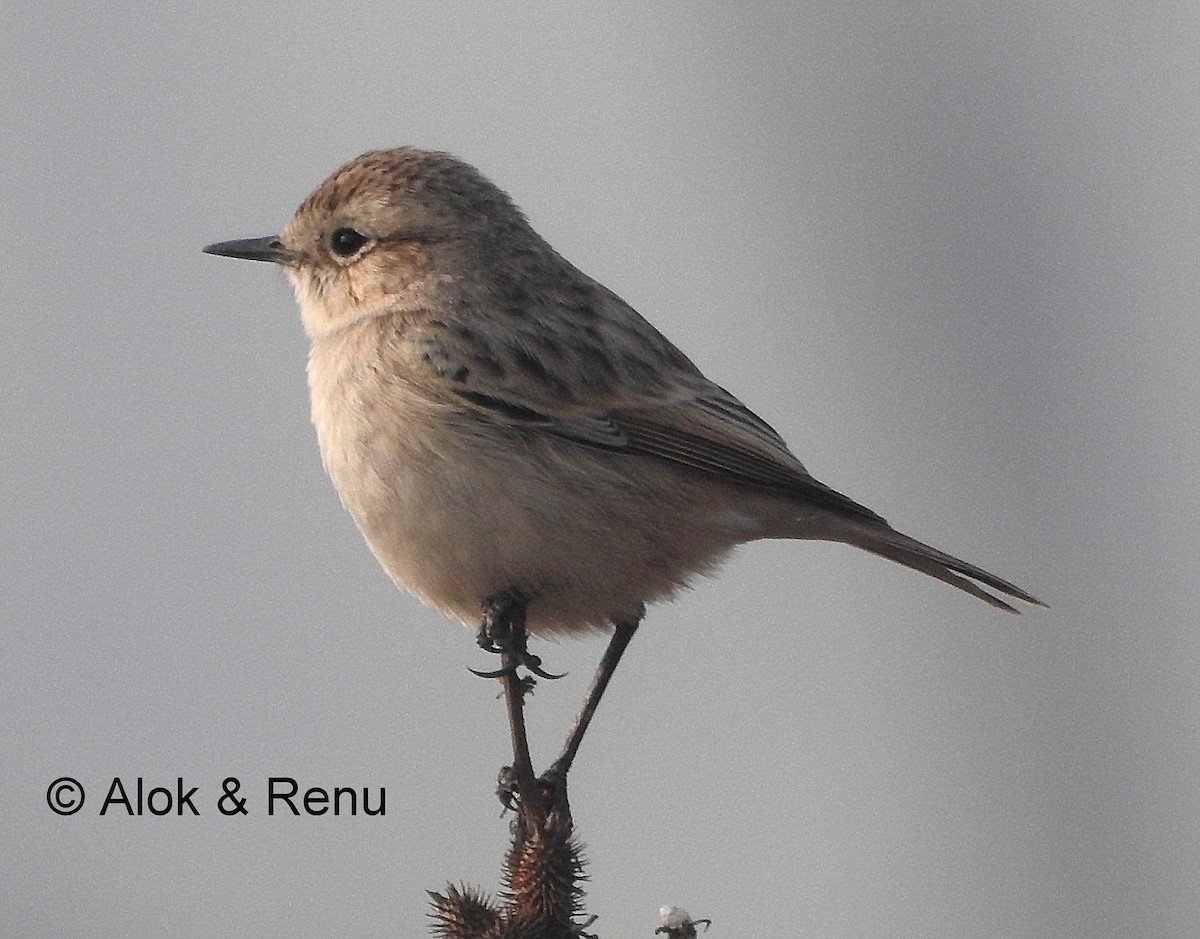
xmin=203 ymin=147 xmax=1042 ymax=638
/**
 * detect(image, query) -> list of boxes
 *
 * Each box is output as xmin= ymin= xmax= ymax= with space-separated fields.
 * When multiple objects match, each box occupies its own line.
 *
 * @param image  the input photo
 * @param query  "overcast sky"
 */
xmin=5 ymin=4 xmax=1199 ymax=938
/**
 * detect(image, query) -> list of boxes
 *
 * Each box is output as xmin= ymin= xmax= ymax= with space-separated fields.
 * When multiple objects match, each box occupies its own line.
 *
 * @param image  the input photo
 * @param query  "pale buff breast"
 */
xmin=305 ymin=328 xmax=774 ymax=636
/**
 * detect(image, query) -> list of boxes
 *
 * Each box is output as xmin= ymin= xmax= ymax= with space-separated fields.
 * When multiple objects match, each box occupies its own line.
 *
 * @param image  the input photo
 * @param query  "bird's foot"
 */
xmin=497 ymin=760 xmax=573 ymax=819
xmin=470 ymin=589 xmax=564 ymax=680
xmin=470 ymin=656 xmax=562 ymax=681
xmin=495 ymin=765 xmax=519 ymax=816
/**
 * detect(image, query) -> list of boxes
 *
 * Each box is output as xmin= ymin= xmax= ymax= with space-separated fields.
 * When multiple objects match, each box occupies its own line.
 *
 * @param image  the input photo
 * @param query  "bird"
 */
xmin=203 ymin=147 xmax=1042 ymax=768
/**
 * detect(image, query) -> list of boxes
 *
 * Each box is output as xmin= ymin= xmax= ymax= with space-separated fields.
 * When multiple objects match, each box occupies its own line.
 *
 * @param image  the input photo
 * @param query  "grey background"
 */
xmin=5 ymin=3 xmax=1198 ymax=937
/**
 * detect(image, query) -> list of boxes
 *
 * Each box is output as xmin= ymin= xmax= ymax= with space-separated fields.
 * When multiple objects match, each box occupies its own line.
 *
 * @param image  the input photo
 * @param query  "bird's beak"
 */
xmin=202 ymin=235 xmax=294 ymax=264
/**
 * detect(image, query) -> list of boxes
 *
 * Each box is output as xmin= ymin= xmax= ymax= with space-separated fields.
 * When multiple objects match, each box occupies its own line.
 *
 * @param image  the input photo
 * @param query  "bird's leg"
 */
xmin=473 ymin=590 xmax=546 ymax=821
xmin=473 ymin=588 xmax=527 ymax=656
xmin=471 ymin=588 xmax=563 ymax=681
xmin=499 ymin=663 xmax=544 ymax=823
xmin=543 ymin=612 xmax=642 ymax=784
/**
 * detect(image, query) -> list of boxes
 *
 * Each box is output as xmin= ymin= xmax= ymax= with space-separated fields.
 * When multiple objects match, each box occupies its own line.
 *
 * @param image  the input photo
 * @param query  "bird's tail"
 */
xmin=832 ymin=520 xmax=1045 ymax=613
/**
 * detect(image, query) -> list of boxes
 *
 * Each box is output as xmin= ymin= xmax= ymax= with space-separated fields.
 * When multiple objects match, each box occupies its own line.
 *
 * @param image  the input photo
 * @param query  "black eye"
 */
xmin=329 ymin=227 xmax=368 ymax=257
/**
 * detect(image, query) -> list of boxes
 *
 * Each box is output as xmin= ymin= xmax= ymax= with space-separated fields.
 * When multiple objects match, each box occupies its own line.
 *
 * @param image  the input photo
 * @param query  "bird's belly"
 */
xmin=315 ymin=408 xmax=759 ymax=637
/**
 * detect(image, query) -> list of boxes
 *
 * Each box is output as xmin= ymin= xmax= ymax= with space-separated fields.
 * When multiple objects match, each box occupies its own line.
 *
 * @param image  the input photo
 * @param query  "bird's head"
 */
xmin=203 ymin=147 xmax=533 ymax=339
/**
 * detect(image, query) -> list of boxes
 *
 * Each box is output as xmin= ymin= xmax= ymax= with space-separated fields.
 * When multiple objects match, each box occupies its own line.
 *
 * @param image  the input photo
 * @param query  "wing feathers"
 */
xmin=447 ymin=385 xmax=1043 ymax=611
xmin=451 ymin=385 xmax=886 ymax=523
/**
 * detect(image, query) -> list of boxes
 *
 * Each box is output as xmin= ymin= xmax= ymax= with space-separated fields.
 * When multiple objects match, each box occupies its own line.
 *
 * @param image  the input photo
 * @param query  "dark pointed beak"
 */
xmin=202 ymin=235 xmax=294 ymax=264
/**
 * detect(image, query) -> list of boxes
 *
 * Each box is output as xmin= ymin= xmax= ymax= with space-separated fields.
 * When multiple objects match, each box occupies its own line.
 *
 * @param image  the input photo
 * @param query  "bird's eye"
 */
xmin=329 ymin=227 xmax=368 ymax=257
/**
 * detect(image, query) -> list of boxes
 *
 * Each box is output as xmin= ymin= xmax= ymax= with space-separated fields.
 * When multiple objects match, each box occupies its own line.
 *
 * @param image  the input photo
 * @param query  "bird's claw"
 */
xmin=468 ymin=653 xmax=564 ymax=682
xmin=469 ymin=663 xmax=516 ymax=679
xmin=526 ymin=658 xmax=565 ymax=681
xmin=472 ymin=590 xmax=564 ymax=680
xmin=495 ymin=765 xmax=519 ymax=815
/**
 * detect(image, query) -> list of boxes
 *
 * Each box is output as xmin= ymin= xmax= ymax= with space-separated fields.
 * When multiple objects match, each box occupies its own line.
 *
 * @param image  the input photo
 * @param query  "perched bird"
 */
xmin=203 ymin=148 xmax=1041 ymax=752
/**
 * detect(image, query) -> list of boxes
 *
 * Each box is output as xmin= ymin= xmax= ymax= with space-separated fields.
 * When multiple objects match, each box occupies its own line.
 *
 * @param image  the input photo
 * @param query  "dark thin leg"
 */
xmin=475 ymin=591 xmax=545 ymax=821
xmin=498 ymin=650 xmax=544 ymax=823
xmin=546 ymin=612 xmax=642 ymax=779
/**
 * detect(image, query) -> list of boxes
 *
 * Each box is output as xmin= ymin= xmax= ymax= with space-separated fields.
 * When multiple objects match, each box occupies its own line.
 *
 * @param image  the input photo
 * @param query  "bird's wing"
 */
xmin=450 ymin=383 xmax=888 ymax=526
xmin=400 ymin=305 xmax=1041 ymax=611
xmin=399 ymin=295 xmax=885 ymax=523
